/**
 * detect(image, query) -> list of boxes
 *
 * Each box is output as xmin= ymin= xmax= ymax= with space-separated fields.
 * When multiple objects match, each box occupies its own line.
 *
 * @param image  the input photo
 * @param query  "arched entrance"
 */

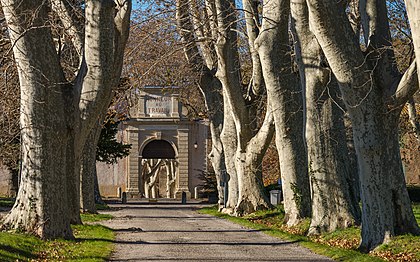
xmin=140 ymin=140 xmax=178 ymax=198
xmin=141 ymin=140 xmax=176 ymax=159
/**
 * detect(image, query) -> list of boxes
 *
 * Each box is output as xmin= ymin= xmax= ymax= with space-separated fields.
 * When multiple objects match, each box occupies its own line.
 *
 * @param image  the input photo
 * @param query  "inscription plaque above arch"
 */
xmin=141 ymin=140 xmax=176 ymax=159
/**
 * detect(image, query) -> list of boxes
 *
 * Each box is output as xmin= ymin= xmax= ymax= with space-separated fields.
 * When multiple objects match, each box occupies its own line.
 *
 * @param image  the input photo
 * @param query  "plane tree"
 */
xmin=307 ymin=0 xmax=420 ymax=251
xmin=0 ymin=0 xmax=131 ymax=239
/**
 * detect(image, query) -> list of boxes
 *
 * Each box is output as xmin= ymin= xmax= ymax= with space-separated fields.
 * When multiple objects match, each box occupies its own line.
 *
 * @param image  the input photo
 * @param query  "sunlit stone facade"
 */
xmin=97 ymin=86 xmax=208 ymax=199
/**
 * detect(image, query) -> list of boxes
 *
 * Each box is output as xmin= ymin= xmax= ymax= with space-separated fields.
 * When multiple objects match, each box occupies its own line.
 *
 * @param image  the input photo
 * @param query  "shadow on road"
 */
xmin=114 ymin=228 xmax=264 ymax=233
xmin=77 ymin=237 xmax=299 ymax=247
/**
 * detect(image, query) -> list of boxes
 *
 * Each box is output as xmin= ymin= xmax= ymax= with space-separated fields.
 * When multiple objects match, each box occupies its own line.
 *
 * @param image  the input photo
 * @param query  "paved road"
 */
xmin=99 ymin=201 xmax=331 ymax=262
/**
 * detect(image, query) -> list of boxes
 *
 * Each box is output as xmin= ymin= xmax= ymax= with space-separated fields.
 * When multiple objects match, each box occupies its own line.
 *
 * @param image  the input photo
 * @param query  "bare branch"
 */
xmin=407 ymin=97 xmax=420 ymax=143
xmin=248 ymin=103 xmax=274 ymax=156
xmin=112 ymin=0 xmax=132 ymax=82
xmin=176 ymin=0 xmax=208 ymax=70
xmin=242 ymin=0 xmax=264 ymax=97
xmin=50 ymin=0 xmax=84 ymax=57
xmin=389 ymin=61 xmax=419 ymax=107
xmin=78 ymin=0 xmax=117 ymax=134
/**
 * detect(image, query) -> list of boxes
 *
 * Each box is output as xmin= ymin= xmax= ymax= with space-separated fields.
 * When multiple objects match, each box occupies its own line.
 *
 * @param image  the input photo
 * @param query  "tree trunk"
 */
xmin=64 ymin=91 xmax=82 ymax=224
xmin=1 ymin=0 xmax=131 ymax=238
xmin=306 ymin=92 xmax=361 ymax=234
xmin=385 ymin=114 xmax=420 ymax=235
xmin=68 ymin=0 xmax=131 ymax=224
xmin=291 ymin=0 xmax=360 ymax=234
xmin=255 ymin=0 xmax=311 ymax=226
xmin=176 ymin=0 xmax=226 ymax=208
xmin=94 ymin=169 xmax=105 ymax=205
xmin=406 ymin=1 xmax=420 ymax=74
xmin=407 ymin=98 xmax=420 ymax=142
xmin=0 ymin=0 xmax=73 ymax=239
xmin=234 ymin=110 xmax=275 ymax=216
xmin=209 ymin=126 xmax=225 ymax=208
xmin=199 ymin=72 xmax=226 ymax=209
xmin=307 ymin=0 xmax=419 ymax=250
xmin=215 ymin=0 xmax=274 ymax=215
xmin=220 ymin=99 xmax=239 ymax=213
xmin=80 ymin=121 xmax=103 ymax=213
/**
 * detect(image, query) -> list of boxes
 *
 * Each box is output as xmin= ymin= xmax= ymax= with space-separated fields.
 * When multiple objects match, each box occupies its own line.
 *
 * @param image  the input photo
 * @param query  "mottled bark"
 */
xmin=205 ymin=92 xmax=226 ymax=208
xmin=406 ymin=2 xmax=420 ymax=134
xmin=67 ymin=0 xmax=131 ymax=223
xmin=307 ymin=0 xmax=419 ymax=251
xmin=1 ymin=0 xmax=131 ymax=238
xmin=94 ymin=170 xmax=105 ymax=205
xmin=233 ymin=108 xmax=275 ymax=216
xmin=80 ymin=120 xmax=103 ymax=213
xmin=255 ymin=0 xmax=310 ymax=225
xmin=214 ymin=0 xmax=273 ymax=215
xmin=291 ymin=0 xmax=360 ymax=233
xmin=242 ymin=0 xmax=264 ymax=96
xmin=406 ymin=1 xmax=420 ymax=75
xmin=0 ymin=0 xmax=72 ymax=239
xmin=407 ymin=98 xmax=420 ymax=142
xmin=176 ymin=0 xmax=227 ymax=207
xmin=220 ymin=100 xmax=239 ymax=213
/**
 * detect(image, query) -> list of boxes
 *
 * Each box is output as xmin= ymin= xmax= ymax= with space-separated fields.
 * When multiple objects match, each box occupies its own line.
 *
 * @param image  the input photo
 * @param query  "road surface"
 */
xmin=99 ymin=201 xmax=331 ymax=261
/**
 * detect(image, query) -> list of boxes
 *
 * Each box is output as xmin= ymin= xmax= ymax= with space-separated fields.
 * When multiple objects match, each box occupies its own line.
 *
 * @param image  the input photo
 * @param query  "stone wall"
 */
xmin=0 ymin=166 xmax=15 ymax=197
xmin=96 ymin=161 xmax=126 ymax=198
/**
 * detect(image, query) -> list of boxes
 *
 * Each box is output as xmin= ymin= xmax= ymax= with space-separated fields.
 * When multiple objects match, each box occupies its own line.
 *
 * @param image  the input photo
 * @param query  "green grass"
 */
xmin=413 ymin=203 xmax=420 ymax=224
xmin=96 ymin=203 xmax=111 ymax=210
xmin=368 ymin=203 xmax=420 ymax=261
xmin=0 ymin=213 xmax=114 ymax=261
xmin=373 ymin=234 xmax=420 ymax=261
xmin=199 ymin=206 xmax=380 ymax=261
xmin=0 ymin=197 xmax=15 ymax=208
xmin=200 ymin=205 xmax=420 ymax=261
xmin=81 ymin=213 xmax=113 ymax=222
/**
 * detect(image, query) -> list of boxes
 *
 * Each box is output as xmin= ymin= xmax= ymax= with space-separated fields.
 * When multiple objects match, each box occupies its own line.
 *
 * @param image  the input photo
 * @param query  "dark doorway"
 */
xmin=142 ymin=140 xmax=176 ymax=159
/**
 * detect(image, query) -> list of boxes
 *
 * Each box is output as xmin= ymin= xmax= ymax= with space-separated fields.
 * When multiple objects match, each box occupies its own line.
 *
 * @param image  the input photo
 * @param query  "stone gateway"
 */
xmin=96 ymin=86 xmax=208 ymax=200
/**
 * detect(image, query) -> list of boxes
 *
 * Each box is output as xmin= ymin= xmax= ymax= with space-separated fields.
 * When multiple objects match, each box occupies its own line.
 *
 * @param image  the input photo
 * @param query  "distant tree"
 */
xmin=80 ymin=79 xmax=131 ymax=213
xmin=96 ymin=117 xmax=131 ymax=165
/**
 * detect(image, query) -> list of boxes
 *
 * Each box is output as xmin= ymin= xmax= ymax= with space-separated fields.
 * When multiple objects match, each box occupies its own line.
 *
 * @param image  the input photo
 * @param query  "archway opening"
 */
xmin=141 ymin=140 xmax=177 ymax=198
xmin=141 ymin=140 xmax=176 ymax=159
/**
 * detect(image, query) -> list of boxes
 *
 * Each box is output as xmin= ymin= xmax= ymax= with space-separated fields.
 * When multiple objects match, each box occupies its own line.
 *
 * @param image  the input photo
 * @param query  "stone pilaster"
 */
xmin=171 ymin=94 xmax=180 ymax=118
xmin=175 ymin=129 xmax=191 ymax=199
xmin=126 ymin=128 xmax=140 ymax=197
xmin=138 ymin=94 xmax=146 ymax=117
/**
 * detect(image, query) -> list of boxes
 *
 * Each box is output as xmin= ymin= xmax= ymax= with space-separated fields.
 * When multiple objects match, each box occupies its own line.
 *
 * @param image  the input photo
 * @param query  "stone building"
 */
xmin=96 ymin=86 xmax=208 ymax=199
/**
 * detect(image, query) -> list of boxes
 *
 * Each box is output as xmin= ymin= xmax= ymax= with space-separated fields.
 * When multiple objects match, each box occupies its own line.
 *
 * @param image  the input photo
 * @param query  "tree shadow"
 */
xmin=0 ymin=244 xmax=37 ymax=260
xmin=113 ymin=228 xmax=265 ymax=233
xmin=76 ymin=237 xmax=300 ymax=247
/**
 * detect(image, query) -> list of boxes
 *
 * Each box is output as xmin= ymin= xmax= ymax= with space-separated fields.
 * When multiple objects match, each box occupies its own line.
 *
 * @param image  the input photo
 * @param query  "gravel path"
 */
xmin=99 ymin=201 xmax=331 ymax=262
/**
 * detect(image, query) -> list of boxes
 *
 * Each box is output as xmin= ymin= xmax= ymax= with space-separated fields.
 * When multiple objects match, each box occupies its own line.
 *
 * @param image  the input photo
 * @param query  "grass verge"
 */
xmin=0 ymin=197 xmax=15 ymax=208
xmin=0 ymin=213 xmax=114 ymax=261
xmin=200 ymin=204 xmax=420 ymax=262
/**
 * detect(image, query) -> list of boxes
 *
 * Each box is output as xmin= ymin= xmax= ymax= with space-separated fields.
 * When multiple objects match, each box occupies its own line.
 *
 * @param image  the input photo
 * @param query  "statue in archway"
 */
xmin=164 ymin=159 xmax=178 ymax=198
xmin=141 ymin=158 xmax=179 ymax=198
xmin=141 ymin=158 xmax=164 ymax=198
